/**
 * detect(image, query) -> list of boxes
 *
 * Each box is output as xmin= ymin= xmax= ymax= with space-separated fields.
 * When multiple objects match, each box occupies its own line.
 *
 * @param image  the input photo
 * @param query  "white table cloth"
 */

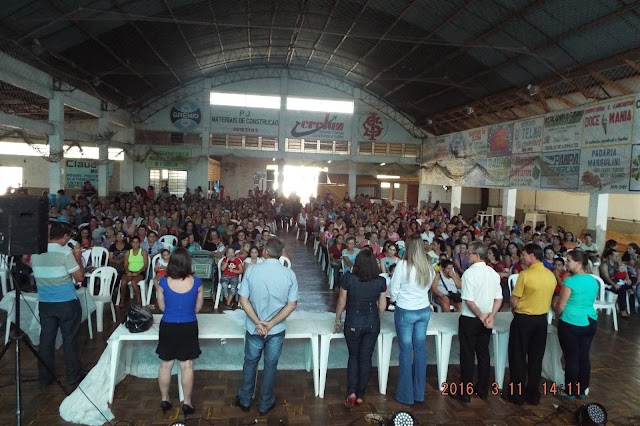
xmin=0 ymin=288 xmax=96 ymax=348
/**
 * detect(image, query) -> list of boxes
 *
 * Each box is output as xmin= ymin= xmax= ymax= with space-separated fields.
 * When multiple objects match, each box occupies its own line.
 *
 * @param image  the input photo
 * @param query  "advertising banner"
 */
xmin=485 ymin=157 xmax=511 ymax=187
xmin=211 ymin=106 xmax=279 ymax=136
xmin=433 ymin=135 xmax=451 ymax=160
xmin=282 ymin=112 xmax=352 ymax=141
xmin=170 ymin=99 xmax=203 ymax=132
xmin=145 ymin=147 xmax=192 ymax=169
xmin=65 ymin=160 xmax=113 ymax=189
xmin=449 ymin=127 xmax=488 ymax=158
xmin=582 ymin=97 xmax=634 ymax=147
xmin=579 ymin=145 xmax=631 ymax=192
xmin=463 ymin=159 xmax=486 ymax=187
xmin=543 ymin=109 xmax=582 ymax=152
xmin=513 ymin=117 xmax=543 ymax=154
xmin=541 ymin=150 xmax=581 ymax=190
xmin=630 ymin=144 xmax=640 ymax=191
xmin=509 ymin=155 xmax=541 ymax=188
xmin=487 ymin=123 xmax=513 ymax=157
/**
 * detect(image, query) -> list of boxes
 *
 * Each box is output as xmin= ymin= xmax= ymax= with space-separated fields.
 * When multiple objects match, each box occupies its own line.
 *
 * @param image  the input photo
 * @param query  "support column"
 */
xmin=502 ymin=188 xmax=517 ymax=229
xmin=348 ymin=161 xmax=357 ymax=201
xmin=97 ymin=114 xmax=109 ymax=198
xmin=48 ymin=91 xmax=65 ymax=193
xmin=588 ymin=193 xmax=608 ymax=253
xmin=417 ymin=168 xmax=428 ymax=208
xmin=450 ymin=186 xmax=462 ymax=216
xmin=277 ymin=159 xmax=285 ymax=196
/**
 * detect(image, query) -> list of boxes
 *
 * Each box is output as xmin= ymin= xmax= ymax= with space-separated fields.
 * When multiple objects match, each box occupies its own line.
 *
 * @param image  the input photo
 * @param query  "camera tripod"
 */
xmin=0 ymin=260 xmax=69 ymax=426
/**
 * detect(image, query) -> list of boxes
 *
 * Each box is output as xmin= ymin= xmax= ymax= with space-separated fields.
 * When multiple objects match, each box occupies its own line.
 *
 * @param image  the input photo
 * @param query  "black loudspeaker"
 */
xmin=0 ymin=195 xmax=49 ymax=255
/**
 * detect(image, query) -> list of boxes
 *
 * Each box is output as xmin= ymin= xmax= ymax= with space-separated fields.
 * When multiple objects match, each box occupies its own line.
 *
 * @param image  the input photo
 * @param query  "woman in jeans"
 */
xmin=554 ymin=249 xmax=598 ymax=399
xmin=390 ymin=234 xmax=435 ymax=405
xmin=334 ymin=249 xmax=387 ymax=406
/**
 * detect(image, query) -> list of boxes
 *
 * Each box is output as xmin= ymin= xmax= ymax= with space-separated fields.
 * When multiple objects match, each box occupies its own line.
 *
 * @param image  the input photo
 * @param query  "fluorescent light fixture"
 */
xmin=379 ymin=162 xmax=386 ymax=166
xmin=380 ymin=182 xmax=391 ymax=188
xmin=210 ymin=92 xmax=280 ymax=109
xmin=286 ymin=96 xmax=354 ymax=113
xmin=377 ymin=174 xmax=400 ymax=179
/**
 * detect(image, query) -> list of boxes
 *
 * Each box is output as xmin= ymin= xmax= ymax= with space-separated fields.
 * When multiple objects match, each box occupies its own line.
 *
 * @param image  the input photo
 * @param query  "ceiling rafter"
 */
xmin=112 ymin=0 xmax=182 ymax=86
xmin=46 ymin=0 xmax=153 ymax=88
xmin=364 ymin=0 xmax=478 ymax=89
xmin=206 ymin=0 xmax=228 ymax=72
xmin=589 ymin=70 xmax=632 ymax=95
xmin=286 ymin=0 xmax=308 ymax=67
xmin=344 ymin=0 xmax=417 ymax=79
xmin=304 ymin=0 xmax=338 ymax=68
xmin=161 ymin=0 xmax=204 ymax=77
xmin=268 ymin=2 xmax=278 ymax=63
xmin=385 ymin=0 xmax=548 ymax=99
xmin=321 ymin=0 xmax=372 ymax=73
xmin=247 ymin=0 xmax=252 ymax=66
xmin=413 ymin=0 xmax=640 ymax=106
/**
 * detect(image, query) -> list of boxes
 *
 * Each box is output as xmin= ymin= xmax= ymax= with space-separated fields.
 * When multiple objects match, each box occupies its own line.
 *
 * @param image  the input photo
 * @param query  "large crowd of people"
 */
xmin=37 ymin=181 xmax=639 ymax=414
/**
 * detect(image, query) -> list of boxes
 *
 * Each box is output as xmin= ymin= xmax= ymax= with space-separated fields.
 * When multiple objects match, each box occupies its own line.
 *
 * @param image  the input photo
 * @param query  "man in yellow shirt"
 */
xmin=502 ymin=244 xmax=556 ymax=406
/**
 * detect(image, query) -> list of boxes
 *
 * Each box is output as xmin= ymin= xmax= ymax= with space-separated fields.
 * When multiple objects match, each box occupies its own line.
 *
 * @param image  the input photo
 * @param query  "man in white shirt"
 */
xmin=451 ymin=241 xmax=502 ymax=402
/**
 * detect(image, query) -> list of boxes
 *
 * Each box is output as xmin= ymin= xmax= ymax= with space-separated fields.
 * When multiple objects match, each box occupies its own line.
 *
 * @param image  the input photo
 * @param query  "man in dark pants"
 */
xmin=30 ymin=222 xmax=86 ymax=386
xmin=450 ymin=241 xmax=503 ymax=402
xmin=503 ymin=243 xmax=556 ymax=406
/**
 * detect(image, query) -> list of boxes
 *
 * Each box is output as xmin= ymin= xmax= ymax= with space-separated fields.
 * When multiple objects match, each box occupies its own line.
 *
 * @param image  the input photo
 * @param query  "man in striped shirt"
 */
xmin=30 ymin=222 xmax=85 ymax=386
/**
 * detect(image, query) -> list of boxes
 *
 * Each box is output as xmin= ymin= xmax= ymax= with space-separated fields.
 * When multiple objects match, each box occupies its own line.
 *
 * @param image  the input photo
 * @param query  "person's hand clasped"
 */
xmin=483 ymin=315 xmax=494 ymax=329
xmin=255 ymin=323 xmax=268 ymax=337
xmin=334 ymin=322 xmax=343 ymax=333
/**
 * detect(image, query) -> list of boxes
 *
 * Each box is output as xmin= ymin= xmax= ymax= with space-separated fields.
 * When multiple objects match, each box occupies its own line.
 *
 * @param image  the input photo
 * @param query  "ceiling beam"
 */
xmin=206 ymin=0 xmax=228 ymax=72
xmin=247 ymin=0 xmax=252 ymax=66
xmin=112 ymin=0 xmax=182 ymax=86
xmin=161 ymin=0 xmax=204 ymax=77
xmin=413 ymin=0 xmax=640 ymax=106
xmin=286 ymin=0 xmax=308 ymax=67
xmin=385 ymin=0 xmax=547 ymax=99
xmin=364 ymin=0 xmax=478 ymax=89
xmin=46 ymin=0 xmax=153 ymax=88
xmin=305 ymin=0 xmax=337 ymax=68
xmin=321 ymin=0 xmax=372 ymax=73
xmin=267 ymin=2 xmax=277 ymax=63
xmin=344 ymin=0 xmax=417 ymax=79
xmin=589 ymin=70 xmax=632 ymax=95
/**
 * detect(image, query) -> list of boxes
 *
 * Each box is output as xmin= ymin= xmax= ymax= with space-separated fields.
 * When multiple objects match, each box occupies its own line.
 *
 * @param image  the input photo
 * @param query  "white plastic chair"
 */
xmin=88 ymin=247 xmax=109 ymax=268
xmin=0 ymin=254 xmax=14 ymax=296
xmin=508 ymin=274 xmax=519 ymax=295
xmin=146 ymin=252 xmax=163 ymax=305
xmin=88 ymin=267 xmax=118 ymax=333
xmin=159 ymin=235 xmax=178 ymax=250
xmin=592 ymin=273 xmax=618 ymax=331
xmin=279 ymin=256 xmax=292 ymax=269
xmin=214 ymin=257 xmax=224 ymax=310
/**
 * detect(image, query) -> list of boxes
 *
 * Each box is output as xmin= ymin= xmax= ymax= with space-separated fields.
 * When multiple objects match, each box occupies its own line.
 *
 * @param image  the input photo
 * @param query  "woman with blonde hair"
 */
xmin=390 ymin=234 xmax=436 ymax=405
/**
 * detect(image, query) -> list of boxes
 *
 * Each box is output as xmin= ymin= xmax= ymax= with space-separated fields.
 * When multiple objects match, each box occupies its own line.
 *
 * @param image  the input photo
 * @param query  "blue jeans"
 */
xmin=344 ymin=324 xmax=380 ymax=398
xmin=394 ymin=306 xmax=431 ymax=404
xmin=237 ymin=330 xmax=285 ymax=412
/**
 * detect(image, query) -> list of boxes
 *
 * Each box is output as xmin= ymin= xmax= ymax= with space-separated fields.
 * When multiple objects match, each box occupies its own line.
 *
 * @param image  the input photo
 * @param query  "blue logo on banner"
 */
xmin=170 ymin=100 xmax=201 ymax=131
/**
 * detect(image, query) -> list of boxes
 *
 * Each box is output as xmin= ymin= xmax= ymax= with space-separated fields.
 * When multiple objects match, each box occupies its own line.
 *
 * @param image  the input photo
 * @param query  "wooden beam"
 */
xmin=589 ymin=70 xmax=632 ymax=95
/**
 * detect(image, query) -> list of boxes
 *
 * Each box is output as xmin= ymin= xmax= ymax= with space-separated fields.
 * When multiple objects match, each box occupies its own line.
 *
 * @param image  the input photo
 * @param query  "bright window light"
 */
xmin=0 ymin=166 xmax=22 ymax=195
xmin=394 ymin=183 xmax=401 ymax=189
xmin=380 ymin=182 xmax=391 ymax=188
xmin=286 ymin=97 xmax=354 ymax=113
xmin=0 ymin=142 xmax=124 ymax=161
xmin=210 ymin=92 xmax=280 ymax=109
xmin=377 ymin=175 xmax=400 ymax=179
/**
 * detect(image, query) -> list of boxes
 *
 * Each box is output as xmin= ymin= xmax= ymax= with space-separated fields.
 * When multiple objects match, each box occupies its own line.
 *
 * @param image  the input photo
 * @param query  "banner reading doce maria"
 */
xmin=582 ymin=97 xmax=634 ymax=147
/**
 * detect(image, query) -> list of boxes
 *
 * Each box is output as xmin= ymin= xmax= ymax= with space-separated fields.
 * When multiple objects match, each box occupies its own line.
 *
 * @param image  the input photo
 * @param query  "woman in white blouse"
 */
xmin=243 ymin=246 xmax=264 ymax=270
xmin=389 ymin=234 xmax=435 ymax=405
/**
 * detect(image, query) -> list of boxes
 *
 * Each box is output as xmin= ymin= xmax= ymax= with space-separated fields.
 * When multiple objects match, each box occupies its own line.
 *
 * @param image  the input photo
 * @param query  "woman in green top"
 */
xmin=554 ymin=250 xmax=598 ymax=400
xmin=119 ymin=236 xmax=149 ymax=307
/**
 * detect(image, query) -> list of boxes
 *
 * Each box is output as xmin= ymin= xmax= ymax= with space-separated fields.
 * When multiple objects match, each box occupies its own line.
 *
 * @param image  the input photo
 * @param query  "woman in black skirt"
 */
xmin=155 ymin=247 xmax=204 ymax=417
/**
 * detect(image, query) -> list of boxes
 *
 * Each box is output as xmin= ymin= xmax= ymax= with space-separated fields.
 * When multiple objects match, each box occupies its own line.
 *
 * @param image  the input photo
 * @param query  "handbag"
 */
xmin=125 ymin=305 xmax=153 ymax=333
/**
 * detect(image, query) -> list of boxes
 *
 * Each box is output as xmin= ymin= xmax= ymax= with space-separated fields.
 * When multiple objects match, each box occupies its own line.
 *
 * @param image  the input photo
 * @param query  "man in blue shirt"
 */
xmin=30 ymin=222 xmax=86 ymax=386
xmin=236 ymin=237 xmax=298 ymax=416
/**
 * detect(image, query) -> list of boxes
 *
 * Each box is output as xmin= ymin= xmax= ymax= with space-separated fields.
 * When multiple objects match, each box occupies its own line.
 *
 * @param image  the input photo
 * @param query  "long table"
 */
xmin=106 ymin=314 xmax=319 ymax=404
xmin=0 ymin=288 xmax=96 ymax=348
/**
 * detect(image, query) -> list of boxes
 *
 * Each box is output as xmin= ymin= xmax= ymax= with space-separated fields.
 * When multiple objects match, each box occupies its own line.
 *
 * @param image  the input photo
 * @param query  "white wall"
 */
xmin=0 ymin=155 xmax=50 ymax=190
xmin=516 ymin=189 xmax=640 ymax=221
xmin=220 ymin=157 xmax=270 ymax=199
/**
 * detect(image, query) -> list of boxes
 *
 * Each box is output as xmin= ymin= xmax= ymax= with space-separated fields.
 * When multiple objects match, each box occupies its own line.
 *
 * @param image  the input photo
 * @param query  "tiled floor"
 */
xmin=1 ymin=229 xmax=639 ymax=425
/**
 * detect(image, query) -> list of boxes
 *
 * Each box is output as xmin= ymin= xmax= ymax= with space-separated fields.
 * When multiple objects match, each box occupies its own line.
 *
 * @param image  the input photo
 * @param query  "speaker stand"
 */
xmin=0 ymin=264 xmax=69 ymax=426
